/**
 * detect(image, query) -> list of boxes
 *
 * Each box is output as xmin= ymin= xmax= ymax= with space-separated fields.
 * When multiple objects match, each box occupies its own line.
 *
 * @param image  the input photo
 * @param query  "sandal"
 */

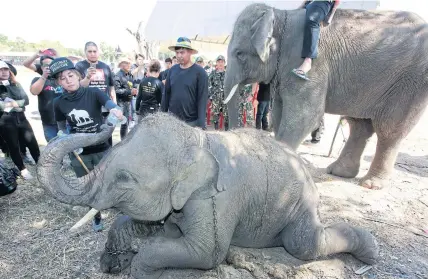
xmin=292 ymin=69 xmax=310 ymax=81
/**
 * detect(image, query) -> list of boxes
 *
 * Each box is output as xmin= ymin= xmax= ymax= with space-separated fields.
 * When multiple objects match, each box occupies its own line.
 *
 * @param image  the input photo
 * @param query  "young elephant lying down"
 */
xmin=37 ymin=113 xmax=379 ymax=278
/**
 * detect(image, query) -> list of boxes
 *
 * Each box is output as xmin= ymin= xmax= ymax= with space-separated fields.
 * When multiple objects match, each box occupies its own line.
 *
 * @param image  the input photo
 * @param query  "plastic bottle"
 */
xmin=107 ymin=108 xmax=127 ymax=126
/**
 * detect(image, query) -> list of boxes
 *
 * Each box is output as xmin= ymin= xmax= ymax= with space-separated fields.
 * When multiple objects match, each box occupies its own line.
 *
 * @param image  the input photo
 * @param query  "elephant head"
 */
xmin=37 ymin=114 xmax=223 ymax=221
xmin=224 ymin=3 xmax=286 ymax=128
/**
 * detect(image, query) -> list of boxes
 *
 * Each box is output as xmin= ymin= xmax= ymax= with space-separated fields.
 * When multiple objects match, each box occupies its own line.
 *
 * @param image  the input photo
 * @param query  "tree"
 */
xmin=0 ymin=34 xmax=8 ymax=45
xmin=126 ymin=21 xmax=159 ymax=60
xmin=99 ymin=42 xmax=116 ymax=63
xmin=9 ymin=37 xmax=27 ymax=52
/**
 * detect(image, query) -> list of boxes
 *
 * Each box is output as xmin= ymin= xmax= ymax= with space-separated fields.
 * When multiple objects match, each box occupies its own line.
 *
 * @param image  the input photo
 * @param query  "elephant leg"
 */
xmin=100 ymin=215 xmax=165 ymax=274
xmin=360 ymin=135 xmax=402 ymax=190
xmin=327 ymin=118 xmax=374 ymax=178
xmin=130 ymin=201 xmax=233 ymax=279
xmin=281 ymin=209 xmax=379 ymax=265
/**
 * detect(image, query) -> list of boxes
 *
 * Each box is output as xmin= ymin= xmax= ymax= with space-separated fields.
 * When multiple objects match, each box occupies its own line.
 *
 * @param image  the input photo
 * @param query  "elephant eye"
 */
xmin=236 ymin=51 xmax=245 ymax=61
xmin=115 ymin=170 xmax=136 ymax=183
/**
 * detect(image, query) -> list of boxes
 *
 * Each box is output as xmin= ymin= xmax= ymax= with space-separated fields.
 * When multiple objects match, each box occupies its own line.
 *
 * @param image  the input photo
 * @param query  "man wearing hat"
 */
xmin=23 ymin=49 xmax=58 ymax=75
xmin=162 ymin=37 xmax=208 ymax=129
xmin=113 ymin=56 xmax=137 ymax=140
xmin=195 ymin=57 xmax=205 ymax=68
xmin=208 ymin=55 xmax=228 ymax=130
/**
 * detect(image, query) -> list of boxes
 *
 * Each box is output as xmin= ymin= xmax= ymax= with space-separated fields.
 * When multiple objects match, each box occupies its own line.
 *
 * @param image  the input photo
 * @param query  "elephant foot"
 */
xmin=352 ymin=227 xmax=379 ymax=265
xmin=326 ymin=159 xmax=359 ymax=178
xmin=100 ymin=249 xmax=137 ymax=274
xmin=359 ymin=175 xmax=388 ymax=190
xmin=131 ymin=259 xmax=164 ymax=279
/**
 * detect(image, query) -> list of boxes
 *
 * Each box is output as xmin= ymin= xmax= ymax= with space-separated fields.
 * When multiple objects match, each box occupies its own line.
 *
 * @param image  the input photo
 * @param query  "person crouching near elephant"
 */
xmin=0 ymin=61 xmax=40 ymax=180
xmin=292 ymin=0 xmax=340 ymax=81
xmin=135 ymin=60 xmax=163 ymax=121
xmin=50 ymin=57 xmax=124 ymax=232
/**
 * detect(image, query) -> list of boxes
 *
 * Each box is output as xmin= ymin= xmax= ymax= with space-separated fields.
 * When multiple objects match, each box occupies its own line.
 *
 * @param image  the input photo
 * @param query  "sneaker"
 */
xmin=92 ymin=218 xmax=104 ymax=232
xmin=21 ymin=169 xmax=34 ymax=180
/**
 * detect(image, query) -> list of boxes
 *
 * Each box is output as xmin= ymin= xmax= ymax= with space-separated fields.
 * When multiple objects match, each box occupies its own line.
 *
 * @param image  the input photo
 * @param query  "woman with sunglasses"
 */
xmin=0 ymin=61 xmax=40 ymax=180
xmin=30 ymin=56 xmax=64 ymax=142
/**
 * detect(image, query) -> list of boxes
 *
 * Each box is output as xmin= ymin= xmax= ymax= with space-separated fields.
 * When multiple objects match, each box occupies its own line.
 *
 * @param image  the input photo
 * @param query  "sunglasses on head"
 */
xmin=177 ymin=37 xmax=191 ymax=43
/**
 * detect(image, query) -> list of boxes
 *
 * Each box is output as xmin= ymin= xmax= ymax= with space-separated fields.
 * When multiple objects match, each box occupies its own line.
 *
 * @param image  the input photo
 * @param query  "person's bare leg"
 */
xmin=296 ymin=58 xmax=312 ymax=75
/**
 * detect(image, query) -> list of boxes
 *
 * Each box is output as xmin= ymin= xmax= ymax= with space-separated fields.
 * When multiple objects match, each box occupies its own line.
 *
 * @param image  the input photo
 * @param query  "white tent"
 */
xmin=145 ymin=0 xmax=380 ymax=45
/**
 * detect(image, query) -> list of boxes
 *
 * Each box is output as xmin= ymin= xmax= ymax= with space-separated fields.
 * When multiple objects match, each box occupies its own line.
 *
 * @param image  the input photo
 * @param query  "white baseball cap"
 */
xmin=0 ymin=61 xmax=9 ymax=69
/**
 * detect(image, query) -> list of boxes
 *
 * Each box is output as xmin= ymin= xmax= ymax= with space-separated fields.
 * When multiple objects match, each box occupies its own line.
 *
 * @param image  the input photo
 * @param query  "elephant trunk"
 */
xmin=36 ymin=124 xmax=115 ymax=206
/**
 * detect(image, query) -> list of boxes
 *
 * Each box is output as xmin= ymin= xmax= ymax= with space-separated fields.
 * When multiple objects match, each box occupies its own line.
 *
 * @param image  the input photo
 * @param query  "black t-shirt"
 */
xmin=31 ymin=77 xmax=63 ymax=125
xmin=75 ymin=60 xmax=114 ymax=96
xmin=53 ymin=87 xmax=110 ymax=154
xmin=136 ymin=77 xmax=164 ymax=112
xmin=257 ymin=83 xmax=271 ymax=102
xmin=159 ymin=69 xmax=170 ymax=81
xmin=162 ymin=64 xmax=208 ymax=128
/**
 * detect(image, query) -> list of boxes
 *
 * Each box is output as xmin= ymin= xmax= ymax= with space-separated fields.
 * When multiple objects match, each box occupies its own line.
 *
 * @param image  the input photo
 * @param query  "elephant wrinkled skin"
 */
xmin=37 ymin=113 xmax=378 ymax=279
xmin=224 ymin=4 xmax=428 ymax=189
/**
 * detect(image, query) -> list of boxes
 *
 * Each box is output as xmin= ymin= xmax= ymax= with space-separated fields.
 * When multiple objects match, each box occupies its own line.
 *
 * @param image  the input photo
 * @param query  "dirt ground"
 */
xmin=0 ymin=67 xmax=427 ymax=279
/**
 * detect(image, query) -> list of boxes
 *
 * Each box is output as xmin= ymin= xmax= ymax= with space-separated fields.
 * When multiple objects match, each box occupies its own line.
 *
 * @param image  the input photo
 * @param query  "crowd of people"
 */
xmin=0 ymin=0 xmax=339 ymax=231
xmin=0 ymin=36 xmax=272 ymax=231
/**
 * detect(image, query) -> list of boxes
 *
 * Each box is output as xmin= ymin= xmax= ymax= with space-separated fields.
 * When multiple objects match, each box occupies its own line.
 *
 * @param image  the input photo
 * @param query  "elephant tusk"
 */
xmin=223 ymin=84 xmax=239 ymax=104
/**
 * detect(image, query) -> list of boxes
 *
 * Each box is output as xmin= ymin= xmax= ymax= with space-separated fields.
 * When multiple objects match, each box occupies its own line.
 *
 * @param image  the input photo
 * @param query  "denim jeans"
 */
xmin=117 ymin=100 xmax=131 ymax=140
xmin=302 ymin=1 xmax=333 ymax=59
xmin=256 ymin=101 xmax=270 ymax=130
xmin=42 ymin=123 xmax=59 ymax=143
xmin=311 ymin=116 xmax=325 ymax=142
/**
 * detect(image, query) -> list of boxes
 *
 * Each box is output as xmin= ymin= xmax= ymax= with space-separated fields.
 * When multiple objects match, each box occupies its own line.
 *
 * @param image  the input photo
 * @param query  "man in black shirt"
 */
xmin=162 ymin=37 xmax=208 ymax=129
xmin=256 ymin=82 xmax=271 ymax=131
xmin=159 ymin=57 xmax=172 ymax=84
xmin=30 ymin=56 xmax=64 ymax=142
xmin=75 ymin=42 xmax=116 ymax=103
xmin=136 ymin=60 xmax=164 ymax=120
xmin=75 ymin=41 xmax=116 ymax=145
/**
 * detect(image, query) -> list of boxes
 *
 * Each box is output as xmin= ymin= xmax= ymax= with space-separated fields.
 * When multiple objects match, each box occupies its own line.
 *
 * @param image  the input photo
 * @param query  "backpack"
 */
xmin=0 ymin=160 xmax=19 ymax=196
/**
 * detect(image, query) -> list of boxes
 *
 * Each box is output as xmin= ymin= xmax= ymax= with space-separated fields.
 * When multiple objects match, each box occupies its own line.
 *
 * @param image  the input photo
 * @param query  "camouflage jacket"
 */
xmin=208 ymin=70 xmax=226 ymax=103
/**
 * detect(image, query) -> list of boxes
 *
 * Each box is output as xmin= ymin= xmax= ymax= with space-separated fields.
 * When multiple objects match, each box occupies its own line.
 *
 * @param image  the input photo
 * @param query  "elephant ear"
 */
xmin=250 ymin=8 xmax=275 ymax=63
xmin=170 ymin=146 xmax=223 ymax=210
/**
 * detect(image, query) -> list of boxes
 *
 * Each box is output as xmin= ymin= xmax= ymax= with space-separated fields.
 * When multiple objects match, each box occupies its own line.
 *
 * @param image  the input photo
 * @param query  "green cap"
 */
xmin=216 ymin=55 xmax=225 ymax=61
xmin=195 ymin=56 xmax=204 ymax=63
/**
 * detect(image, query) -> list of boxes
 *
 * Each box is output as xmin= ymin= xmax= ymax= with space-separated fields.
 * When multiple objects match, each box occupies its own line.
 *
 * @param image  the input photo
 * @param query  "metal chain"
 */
xmin=105 ymin=244 xmax=135 ymax=256
xmin=270 ymin=11 xmax=287 ymax=114
xmin=104 ymin=245 xmax=136 ymax=272
xmin=211 ymin=195 xmax=220 ymax=267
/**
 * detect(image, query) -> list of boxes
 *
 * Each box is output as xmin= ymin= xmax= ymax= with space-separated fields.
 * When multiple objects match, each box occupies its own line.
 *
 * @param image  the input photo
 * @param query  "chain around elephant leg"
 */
xmin=100 ymin=215 xmax=164 ymax=274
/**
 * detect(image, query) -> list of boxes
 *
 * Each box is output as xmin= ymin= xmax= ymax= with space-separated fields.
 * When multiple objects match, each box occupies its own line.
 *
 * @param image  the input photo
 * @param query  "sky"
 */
xmin=1 ymin=0 xmax=157 ymax=52
xmin=1 ymin=0 xmax=427 ymax=53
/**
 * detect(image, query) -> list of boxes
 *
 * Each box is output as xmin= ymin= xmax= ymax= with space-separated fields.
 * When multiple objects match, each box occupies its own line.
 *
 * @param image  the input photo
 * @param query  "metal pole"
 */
xmin=328 ymin=117 xmax=344 ymax=157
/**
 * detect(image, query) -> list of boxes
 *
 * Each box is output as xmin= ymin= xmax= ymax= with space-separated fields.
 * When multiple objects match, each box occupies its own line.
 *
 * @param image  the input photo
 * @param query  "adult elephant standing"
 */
xmin=224 ymin=3 xmax=428 ymax=189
